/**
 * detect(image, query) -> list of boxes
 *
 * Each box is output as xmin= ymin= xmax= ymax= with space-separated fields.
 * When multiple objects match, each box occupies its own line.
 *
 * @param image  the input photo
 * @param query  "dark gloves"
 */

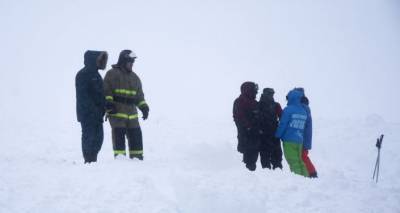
xmin=105 ymin=102 xmax=116 ymax=114
xmin=140 ymin=105 xmax=149 ymax=120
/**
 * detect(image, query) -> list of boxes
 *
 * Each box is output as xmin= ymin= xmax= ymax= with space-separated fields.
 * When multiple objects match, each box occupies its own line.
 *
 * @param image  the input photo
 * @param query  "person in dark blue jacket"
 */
xmin=75 ymin=50 xmax=108 ymax=163
xmin=275 ymin=89 xmax=309 ymax=177
xmin=294 ymin=87 xmax=317 ymax=178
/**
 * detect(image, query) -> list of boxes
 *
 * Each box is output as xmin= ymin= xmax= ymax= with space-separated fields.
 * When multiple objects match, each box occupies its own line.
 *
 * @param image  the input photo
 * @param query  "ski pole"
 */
xmin=372 ymin=134 xmax=384 ymax=183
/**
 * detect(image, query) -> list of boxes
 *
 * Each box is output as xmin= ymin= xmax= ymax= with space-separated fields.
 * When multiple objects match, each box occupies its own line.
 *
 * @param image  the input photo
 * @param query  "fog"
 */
xmin=1 ymin=0 xmax=399 ymax=124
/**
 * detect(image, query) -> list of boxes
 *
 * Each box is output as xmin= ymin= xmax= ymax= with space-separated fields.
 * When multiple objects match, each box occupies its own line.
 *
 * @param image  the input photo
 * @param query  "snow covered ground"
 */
xmin=0 ymin=112 xmax=399 ymax=213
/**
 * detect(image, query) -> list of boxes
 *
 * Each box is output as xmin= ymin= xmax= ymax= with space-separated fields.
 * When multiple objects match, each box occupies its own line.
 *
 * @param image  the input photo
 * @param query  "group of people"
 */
xmin=75 ymin=49 xmax=149 ymax=163
xmin=74 ymin=49 xmax=316 ymax=178
xmin=233 ymin=82 xmax=317 ymax=178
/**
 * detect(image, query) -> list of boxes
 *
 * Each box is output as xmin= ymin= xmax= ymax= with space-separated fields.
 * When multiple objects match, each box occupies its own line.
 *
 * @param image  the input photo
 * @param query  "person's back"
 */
xmin=275 ymin=89 xmax=308 ymax=176
xmin=258 ymin=88 xmax=283 ymax=169
xmin=294 ymin=87 xmax=317 ymax=178
xmin=258 ymin=89 xmax=282 ymax=137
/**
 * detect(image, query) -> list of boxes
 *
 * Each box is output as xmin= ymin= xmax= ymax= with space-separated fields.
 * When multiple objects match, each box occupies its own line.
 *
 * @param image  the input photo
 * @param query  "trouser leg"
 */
xmin=81 ymin=122 xmax=91 ymax=163
xmin=260 ymin=138 xmax=272 ymax=169
xmin=283 ymin=142 xmax=309 ymax=177
xmin=91 ymin=123 xmax=104 ymax=162
xmin=112 ymin=128 xmax=127 ymax=156
xmin=236 ymin=127 xmax=246 ymax=154
xmin=260 ymin=149 xmax=270 ymax=169
xmin=271 ymin=137 xmax=283 ymax=169
xmin=302 ymin=149 xmax=317 ymax=176
xmin=126 ymin=127 xmax=143 ymax=160
xmin=81 ymin=122 xmax=103 ymax=163
xmin=243 ymin=148 xmax=259 ymax=171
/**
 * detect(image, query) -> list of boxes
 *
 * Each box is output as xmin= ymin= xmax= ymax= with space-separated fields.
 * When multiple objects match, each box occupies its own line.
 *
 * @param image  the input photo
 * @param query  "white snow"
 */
xmin=1 ymin=0 xmax=400 ymax=212
xmin=0 ymin=113 xmax=399 ymax=212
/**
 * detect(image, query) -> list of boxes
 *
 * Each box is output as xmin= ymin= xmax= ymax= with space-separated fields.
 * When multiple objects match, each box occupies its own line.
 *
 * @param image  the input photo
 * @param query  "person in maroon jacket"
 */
xmin=233 ymin=82 xmax=261 ymax=171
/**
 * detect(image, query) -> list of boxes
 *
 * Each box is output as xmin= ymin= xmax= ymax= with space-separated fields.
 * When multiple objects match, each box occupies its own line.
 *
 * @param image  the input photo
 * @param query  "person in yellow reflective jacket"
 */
xmin=103 ymin=50 xmax=149 ymax=160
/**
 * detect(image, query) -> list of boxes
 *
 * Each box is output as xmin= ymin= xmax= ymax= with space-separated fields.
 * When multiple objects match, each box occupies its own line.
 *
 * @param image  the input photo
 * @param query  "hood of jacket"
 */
xmin=287 ymin=89 xmax=303 ymax=106
xmin=84 ymin=50 xmax=107 ymax=70
xmin=294 ymin=87 xmax=309 ymax=106
xmin=260 ymin=88 xmax=275 ymax=103
xmin=240 ymin=82 xmax=258 ymax=100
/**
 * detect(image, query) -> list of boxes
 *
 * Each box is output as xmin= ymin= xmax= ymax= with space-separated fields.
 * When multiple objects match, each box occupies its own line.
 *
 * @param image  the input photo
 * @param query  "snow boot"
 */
xmin=114 ymin=154 xmax=126 ymax=160
xmin=272 ymin=162 xmax=283 ymax=170
xmin=309 ymin=172 xmax=318 ymax=178
xmin=262 ymin=163 xmax=272 ymax=169
xmin=246 ymin=163 xmax=256 ymax=171
xmin=129 ymin=154 xmax=143 ymax=160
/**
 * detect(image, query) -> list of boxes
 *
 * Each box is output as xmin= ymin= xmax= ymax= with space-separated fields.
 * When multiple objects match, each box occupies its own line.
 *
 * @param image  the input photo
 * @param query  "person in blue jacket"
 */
xmin=294 ymin=87 xmax=317 ymax=178
xmin=75 ymin=50 xmax=108 ymax=163
xmin=275 ymin=89 xmax=309 ymax=177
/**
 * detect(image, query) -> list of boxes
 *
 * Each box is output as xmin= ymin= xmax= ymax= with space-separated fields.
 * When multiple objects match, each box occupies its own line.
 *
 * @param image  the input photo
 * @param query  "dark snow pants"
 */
xmin=80 ymin=122 xmax=103 ymax=163
xmin=243 ymin=137 xmax=261 ymax=171
xmin=236 ymin=126 xmax=246 ymax=154
xmin=112 ymin=127 xmax=143 ymax=158
xmin=260 ymin=136 xmax=283 ymax=169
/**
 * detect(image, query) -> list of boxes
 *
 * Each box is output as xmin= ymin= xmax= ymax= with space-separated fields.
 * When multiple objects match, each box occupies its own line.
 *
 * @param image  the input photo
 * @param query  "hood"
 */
xmin=240 ymin=82 xmax=258 ymax=100
xmin=286 ymin=89 xmax=303 ymax=106
xmin=260 ymin=88 xmax=275 ymax=103
xmin=294 ymin=87 xmax=309 ymax=105
xmin=84 ymin=50 xmax=108 ymax=69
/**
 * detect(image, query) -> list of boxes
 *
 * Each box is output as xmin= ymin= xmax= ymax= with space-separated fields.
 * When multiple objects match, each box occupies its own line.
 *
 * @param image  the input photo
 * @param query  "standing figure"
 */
xmin=275 ymin=89 xmax=308 ymax=177
xmin=233 ymin=82 xmax=261 ymax=171
xmin=75 ymin=50 xmax=108 ymax=163
xmin=104 ymin=50 xmax=149 ymax=160
xmin=294 ymin=87 xmax=317 ymax=178
xmin=258 ymin=88 xmax=283 ymax=169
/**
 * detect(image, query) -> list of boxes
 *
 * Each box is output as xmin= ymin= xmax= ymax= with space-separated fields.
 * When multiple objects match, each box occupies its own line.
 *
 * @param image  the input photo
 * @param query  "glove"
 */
xmin=140 ymin=105 xmax=149 ymax=120
xmin=105 ymin=102 xmax=116 ymax=114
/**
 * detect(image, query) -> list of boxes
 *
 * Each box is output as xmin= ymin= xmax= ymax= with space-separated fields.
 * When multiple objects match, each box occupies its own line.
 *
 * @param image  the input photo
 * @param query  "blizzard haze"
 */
xmin=0 ymin=0 xmax=399 ymax=123
xmin=0 ymin=0 xmax=400 ymax=213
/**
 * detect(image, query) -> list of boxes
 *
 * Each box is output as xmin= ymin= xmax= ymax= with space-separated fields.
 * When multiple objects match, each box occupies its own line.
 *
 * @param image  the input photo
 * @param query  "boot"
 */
xmin=246 ymin=163 xmax=256 ymax=171
xmin=309 ymin=172 xmax=318 ymax=178
xmin=272 ymin=162 xmax=283 ymax=170
xmin=262 ymin=163 xmax=272 ymax=169
xmin=129 ymin=154 xmax=144 ymax=160
xmin=114 ymin=154 xmax=126 ymax=160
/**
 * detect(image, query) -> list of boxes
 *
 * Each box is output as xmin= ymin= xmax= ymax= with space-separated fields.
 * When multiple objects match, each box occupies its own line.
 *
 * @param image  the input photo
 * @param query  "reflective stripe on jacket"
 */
xmin=103 ymin=66 xmax=147 ymax=127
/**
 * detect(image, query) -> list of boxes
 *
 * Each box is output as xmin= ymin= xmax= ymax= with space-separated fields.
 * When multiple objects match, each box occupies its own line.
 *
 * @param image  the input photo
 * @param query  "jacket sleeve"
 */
xmin=275 ymin=103 xmax=283 ymax=118
xmin=303 ymin=106 xmax=313 ymax=150
xmin=76 ymin=73 xmax=95 ymax=121
xmin=275 ymin=107 xmax=290 ymax=139
xmin=135 ymin=77 xmax=148 ymax=110
xmin=103 ymin=71 xmax=114 ymax=102
xmin=233 ymin=99 xmax=251 ymax=129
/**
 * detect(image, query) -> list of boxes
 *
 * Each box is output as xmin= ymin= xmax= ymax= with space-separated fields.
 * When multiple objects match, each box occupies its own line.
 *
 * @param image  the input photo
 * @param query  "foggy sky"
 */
xmin=0 ymin=0 xmax=399 ymax=124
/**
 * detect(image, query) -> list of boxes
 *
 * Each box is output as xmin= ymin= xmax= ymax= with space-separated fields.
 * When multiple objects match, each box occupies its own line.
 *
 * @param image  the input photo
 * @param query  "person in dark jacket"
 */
xmin=258 ymin=88 xmax=283 ymax=170
xmin=294 ymin=87 xmax=317 ymax=178
xmin=233 ymin=82 xmax=261 ymax=171
xmin=75 ymin=50 xmax=108 ymax=163
xmin=275 ymin=89 xmax=308 ymax=177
